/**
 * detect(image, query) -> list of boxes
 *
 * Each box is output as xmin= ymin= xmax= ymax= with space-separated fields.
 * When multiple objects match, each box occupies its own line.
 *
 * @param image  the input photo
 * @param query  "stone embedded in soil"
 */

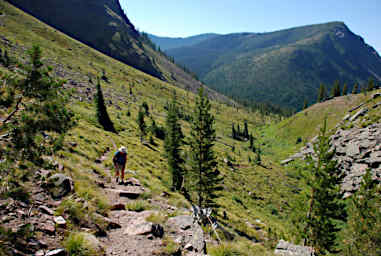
xmin=124 ymin=177 xmax=141 ymax=186
xmin=106 ymin=188 xmax=143 ymax=199
xmin=45 ymin=248 xmax=66 ymax=256
xmin=111 ymin=203 xmax=126 ymax=211
xmin=40 ymin=222 xmax=56 ymax=235
xmin=275 ymin=240 xmax=314 ymax=256
xmin=39 ymin=205 xmax=54 ymax=215
xmin=123 ymin=222 xmax=154 ymax=236
xmin=54 ymin=216 xmax=67 ymax=227
xmin=47 ymin=174 xmax=73 ymax=199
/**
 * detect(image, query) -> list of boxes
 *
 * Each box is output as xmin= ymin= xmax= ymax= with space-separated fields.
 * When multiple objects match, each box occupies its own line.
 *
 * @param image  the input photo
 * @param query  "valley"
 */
xmin=0 ymin=1 xmax=380 ymax=256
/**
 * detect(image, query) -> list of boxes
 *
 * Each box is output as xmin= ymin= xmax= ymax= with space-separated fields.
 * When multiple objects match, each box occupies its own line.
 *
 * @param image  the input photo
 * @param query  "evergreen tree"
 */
xmin=367 ymin=78 xmax=375 ymax=92
xmin=188 ymin=87 xmax=223 ymax=210
xmin=303 ymin=99 xmax=308 ymax=110
xmin=331 ymin=80 xmax=341 ymax=97
xmin=343 ymin=170 xmax=381 ymax=256
xmin=137 ymin=106 xmax=146 ymax=142
xmin=3 ymin=50 xmax=10 ymax=67
xmin=95 ymin=79 xmax=116 ymax=133
xmin=352 ymin=83 xmax=358 ymax=94
xmin=164 ymin=92 xmax=185 ymax=191
xmin=361 ymin=86 xmax=367 ymax=96
xmin=342 ymin=83 xmax=348 ymax=95
xmin=1 ymin=45 xmax=75 ymax=164
xmin=317 ymin=84 xmax=326 ymax=102
xmin=142 ymin=101 xmax=149 ymax=115
xmin=302 ymin=120 xmax=346 ymax=255
xmin=255 ymin=145 xmax=261 ymax=165
xmin=249 ymin=134 xmax=254 ymax=151
xmin=232 ymin=123 xmax=237 ymax=139
xmin=243 ymin=121 xmax=249 ymax=139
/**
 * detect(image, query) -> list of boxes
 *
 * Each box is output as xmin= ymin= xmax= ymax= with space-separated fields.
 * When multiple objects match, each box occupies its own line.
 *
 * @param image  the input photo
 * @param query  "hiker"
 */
xmin=113 ymin=146 xmax=128 ymax=184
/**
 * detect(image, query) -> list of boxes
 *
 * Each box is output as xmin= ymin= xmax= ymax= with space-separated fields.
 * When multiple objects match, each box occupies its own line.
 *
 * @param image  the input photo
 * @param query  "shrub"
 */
xmin=145 ymin=212 xmax=167 ymax=224
xmin=64 ymin=232 xmax=99 ymax=256
xmin=56 ymin=198 xmax=85 ymax=224
xmin=125 ymin=200 xmax=151 ymax=212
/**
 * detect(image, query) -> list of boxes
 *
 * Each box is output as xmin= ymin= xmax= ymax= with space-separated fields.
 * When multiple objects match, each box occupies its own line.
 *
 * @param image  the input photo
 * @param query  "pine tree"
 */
xmin=317 ymin=84 xmax=326 ymax=102
xmin=249 ymin=134 xmax=254 ymax=150
xmin=367 ymin=78 xmax=375 ymax=92
xmin=137 ymin=106 xmax=146 ymax=142
xmin=188 ymin=87 xmax=223 ymax=210
xmin=255 ymin=145 xmax=261 ymax=165
xmin=352 ymin=83 xmax=359 ymax=94
xmin=164 ymin=92 xmax=185 ymax=191
xmin=303 ymin=99 xmax=308 ymax=110
xmin=95 ymin=79 xmax=116 ymax=133
xmin=232 ymin=123 xmax=237 ymax=140
xmin=342 ymin=83 xmax=348 ymax=95
xmin=243 ymin=121 xmax=249 ymax=139
xmin=343 ymin=170 xmax=381 ymax=256
xmin=302 ymin=120 xmax=346 ymax=255
xmin=1 ymin=45 xmax=75 ymax=163
xmin=331 ymin=80 xmax=341 ymax=97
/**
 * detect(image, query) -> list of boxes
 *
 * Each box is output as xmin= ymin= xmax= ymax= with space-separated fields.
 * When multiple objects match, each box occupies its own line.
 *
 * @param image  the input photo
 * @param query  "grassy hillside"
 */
xmin=1 ymin=2 xmax=379 ymax=255
xmin=0 ymin=1 xmax=295 ymax=254
xmin=7 ymin=0 xmax=226 ymax=102
xmin=162 ymin=22 xmax=381 ymax=110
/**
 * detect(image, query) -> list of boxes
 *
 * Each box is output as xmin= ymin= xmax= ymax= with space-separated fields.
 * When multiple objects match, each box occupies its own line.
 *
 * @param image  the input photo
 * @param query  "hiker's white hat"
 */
xmin=119 ymin=146 xmax=127 ymax=153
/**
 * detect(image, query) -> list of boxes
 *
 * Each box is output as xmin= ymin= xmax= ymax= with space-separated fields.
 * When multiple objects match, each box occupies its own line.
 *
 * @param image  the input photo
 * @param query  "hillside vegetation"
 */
xmin=0 ymin=1 xmax=380 ymax=255
xmin=0 ymin=1 xmax=290 ymax=254
xmin=156 ymin=22 xmax=381 ymax=109
xmin=8 ymin=0 xmax=227 ymax=102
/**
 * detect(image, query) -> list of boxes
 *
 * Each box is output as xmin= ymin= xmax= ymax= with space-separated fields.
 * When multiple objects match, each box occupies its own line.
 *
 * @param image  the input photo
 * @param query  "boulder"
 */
xmin=349 ymin=108 xmax=368 ymax=122
xmin=342 ymin=114 xmax=351 ymax=121
xmin=45 ymin=249 xmax=66 ymax=256
xmin=346 ymin=142 xmax=360 ymax=157
xmin=124 ymin=177 xmax=141 ymax=186
xmin=275 ymin=240 xmax=314 ymax=256
xmin=54 ymin=216 xmax=67 ymax=227
xmin=39 ymin=205 xmax=54 ymax=215
xmin=281 ymin=158 xmax=294 ymax=165
xmin=93 ymin=213 xmax=121 ymax=230
xmin=123 ymin=222 xmax=153 ymax=236
xmin=106 ymin=188 xmax=143 ymax=199
xmin=110 ymin=203 xmax=126 ymax=211
xmin=81 ymin=233 xmax=105 ymax=255
xmin=47 ymin=174 xmax=73 ymax=199
xmin=166 ymin=215 xmax=205 ymax=253
xmin=368 ymin=151 xmax=381 ymax=167
xmin=372 ymin=92 xmax=381 ymax=99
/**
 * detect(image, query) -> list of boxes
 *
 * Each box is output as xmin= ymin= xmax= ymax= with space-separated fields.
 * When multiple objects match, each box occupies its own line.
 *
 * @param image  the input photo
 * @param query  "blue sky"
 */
xmin=121 ymin=0 xmax=381 ymax=54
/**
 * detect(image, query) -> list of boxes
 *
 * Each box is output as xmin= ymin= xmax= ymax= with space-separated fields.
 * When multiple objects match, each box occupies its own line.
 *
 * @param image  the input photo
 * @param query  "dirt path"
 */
xmin=94 ymin=145 xmax=164 ymax=256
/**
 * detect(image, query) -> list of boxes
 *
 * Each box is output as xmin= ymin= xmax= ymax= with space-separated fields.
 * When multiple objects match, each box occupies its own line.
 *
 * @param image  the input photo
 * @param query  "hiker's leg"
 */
xmin=121 ymin=164 xmax=125 ymax=181
xmin=115 ymin=164 xmax=120 ymax=178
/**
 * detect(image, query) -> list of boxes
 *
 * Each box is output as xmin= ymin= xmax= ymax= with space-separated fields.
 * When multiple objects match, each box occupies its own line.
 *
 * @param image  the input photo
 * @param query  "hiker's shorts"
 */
xmin=115 ymin=162 xmax=125 ymax=172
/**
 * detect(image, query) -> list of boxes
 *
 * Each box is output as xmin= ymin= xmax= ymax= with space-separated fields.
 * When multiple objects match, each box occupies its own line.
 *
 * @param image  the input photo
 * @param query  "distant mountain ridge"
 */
xmin=148 ymin=33 xmax=219 ymax=51
xmin=152 ymin=22 xmax=381 ymax=109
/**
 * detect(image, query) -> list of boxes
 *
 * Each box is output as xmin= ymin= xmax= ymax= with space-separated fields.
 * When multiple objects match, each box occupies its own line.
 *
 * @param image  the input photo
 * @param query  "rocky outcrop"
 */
xmin=275 ymin=240 xmax=314 ymax=256
xmin=286 ymin=123 xmax=381 ymax=196
xmin=46 ymin=174 xmax=74 ymax=199
xmin=166 ymin=215 xmax=206 ymax=255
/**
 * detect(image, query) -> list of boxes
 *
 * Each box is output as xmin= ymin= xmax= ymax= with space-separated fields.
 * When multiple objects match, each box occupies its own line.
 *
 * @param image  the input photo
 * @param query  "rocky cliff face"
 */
xmin=9 ymin=0 xmax=162 ymax=78
xmin=284 ymin=94 xmax=381 ymax=196
xmin=330 ymin=123 xmax=381 ymax=197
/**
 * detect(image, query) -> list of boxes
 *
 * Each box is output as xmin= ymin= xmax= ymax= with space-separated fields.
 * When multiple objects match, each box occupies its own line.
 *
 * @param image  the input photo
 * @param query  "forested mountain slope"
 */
xmin=158 ymin=22 xmax=381 ymax=109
